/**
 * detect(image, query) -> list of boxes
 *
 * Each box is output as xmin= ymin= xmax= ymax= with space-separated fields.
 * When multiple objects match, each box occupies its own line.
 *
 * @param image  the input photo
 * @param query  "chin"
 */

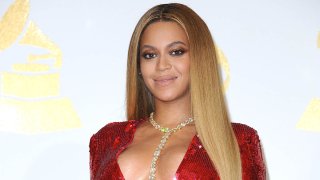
xmin=153 ymin=90 xmax=190 ymax=103
xmin=154 ymin=94 xmax=178 ymax=102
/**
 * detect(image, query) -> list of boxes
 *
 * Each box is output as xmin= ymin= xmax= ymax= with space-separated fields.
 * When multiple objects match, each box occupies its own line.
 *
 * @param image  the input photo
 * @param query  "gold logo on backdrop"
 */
xmin=0 ymin=0 xmax=81 ymax=133
xmin=216 ymin=47 xmax=231 ymax=93
xmin=296 ymin=32 xmax=320 ymax=132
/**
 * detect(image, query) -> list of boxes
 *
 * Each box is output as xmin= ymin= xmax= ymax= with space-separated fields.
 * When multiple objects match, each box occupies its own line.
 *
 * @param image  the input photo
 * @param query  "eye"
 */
xmin=142 ymin=52 xmax=157 ymax=59
xmin=170 ymin=49 xmax=185 ymax=56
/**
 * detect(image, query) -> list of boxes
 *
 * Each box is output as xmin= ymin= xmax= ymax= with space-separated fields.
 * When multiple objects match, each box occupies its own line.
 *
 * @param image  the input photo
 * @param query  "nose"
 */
xmin=156 ymin=54 xmax=172 ymax=71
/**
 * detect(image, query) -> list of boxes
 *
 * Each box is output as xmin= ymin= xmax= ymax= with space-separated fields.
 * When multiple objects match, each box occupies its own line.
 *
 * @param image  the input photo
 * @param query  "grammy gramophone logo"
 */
xmin=296 ymin=32 xmax=320 ymax=132
xmin=0 ymin=0 xmax=81 ymax=133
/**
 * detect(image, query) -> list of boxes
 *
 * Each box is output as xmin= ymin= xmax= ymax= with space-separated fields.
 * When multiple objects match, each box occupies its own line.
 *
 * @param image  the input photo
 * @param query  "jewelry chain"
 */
xmin=148 ymin=112 xmax=194 ymax=180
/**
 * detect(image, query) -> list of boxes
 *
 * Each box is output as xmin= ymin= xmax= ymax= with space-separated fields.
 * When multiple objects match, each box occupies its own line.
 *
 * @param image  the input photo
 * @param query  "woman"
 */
xmin=90 ymin=3 xmax=266 ymax=180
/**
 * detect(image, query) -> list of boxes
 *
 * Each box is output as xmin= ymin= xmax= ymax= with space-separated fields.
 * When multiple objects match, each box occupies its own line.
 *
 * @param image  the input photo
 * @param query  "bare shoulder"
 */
xmin=131 ymin=119 xmax=153 ymax=138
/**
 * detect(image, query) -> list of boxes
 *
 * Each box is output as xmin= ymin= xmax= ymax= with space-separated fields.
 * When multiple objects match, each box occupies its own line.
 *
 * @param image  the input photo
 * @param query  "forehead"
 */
xmin=140 ymin=21 xmax=189 ymax=47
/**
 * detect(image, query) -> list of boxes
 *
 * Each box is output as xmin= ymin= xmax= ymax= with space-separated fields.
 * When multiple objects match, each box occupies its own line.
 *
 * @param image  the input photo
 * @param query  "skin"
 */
xmin=117 ymin=21 xmax=197 ymax=180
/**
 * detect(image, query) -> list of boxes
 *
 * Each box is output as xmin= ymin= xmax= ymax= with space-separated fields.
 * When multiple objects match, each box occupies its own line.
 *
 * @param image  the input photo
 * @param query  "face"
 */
xmin=139 ymin=21 xmax=190 ymax=103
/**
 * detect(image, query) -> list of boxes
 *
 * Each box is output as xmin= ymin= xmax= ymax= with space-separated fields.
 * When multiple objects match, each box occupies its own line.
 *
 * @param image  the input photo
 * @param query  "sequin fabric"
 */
xmin=89 ymin=119 xmax=266 ymax=180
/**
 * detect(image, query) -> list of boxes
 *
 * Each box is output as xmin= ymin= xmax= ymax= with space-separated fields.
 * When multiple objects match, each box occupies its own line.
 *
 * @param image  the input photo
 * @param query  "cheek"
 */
xmin=176 ymin=59 xmax=190 ymax=77
xmin=140 ymin=62 xmax=151 ymax=77
xmin=140 ymin=62 xmax=154 ymax=86
xmin=140 ymin=58 xmax=153 ymax=71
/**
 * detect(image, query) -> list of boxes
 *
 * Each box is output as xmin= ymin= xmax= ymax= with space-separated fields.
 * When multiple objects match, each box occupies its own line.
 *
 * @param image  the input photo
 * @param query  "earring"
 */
xmin=138 ymin=72 xmax=142 ymax=76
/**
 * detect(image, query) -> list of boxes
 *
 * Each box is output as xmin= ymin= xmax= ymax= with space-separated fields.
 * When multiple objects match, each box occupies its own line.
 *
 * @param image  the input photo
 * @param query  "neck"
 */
xmin=152 ymin=95 xmax=192 ymax=128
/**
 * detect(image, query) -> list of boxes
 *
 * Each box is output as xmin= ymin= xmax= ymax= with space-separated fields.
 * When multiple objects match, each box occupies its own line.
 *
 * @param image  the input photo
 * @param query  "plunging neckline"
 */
xmin=114 ymin=119 xmax=198 ymax=179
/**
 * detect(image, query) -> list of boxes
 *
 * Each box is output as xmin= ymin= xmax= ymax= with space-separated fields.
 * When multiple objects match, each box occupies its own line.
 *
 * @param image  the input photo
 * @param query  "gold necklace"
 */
xmin=148 ymin=112 xmax=194 ymax=180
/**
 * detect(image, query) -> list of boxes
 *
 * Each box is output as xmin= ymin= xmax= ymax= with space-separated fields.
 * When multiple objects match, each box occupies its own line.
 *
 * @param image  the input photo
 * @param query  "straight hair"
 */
xmin=126 ymin=3 xmax=242 ymax=180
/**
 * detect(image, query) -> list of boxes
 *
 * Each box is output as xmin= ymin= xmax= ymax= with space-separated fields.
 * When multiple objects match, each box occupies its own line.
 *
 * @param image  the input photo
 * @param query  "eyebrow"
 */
xmin=140 ymin=41 xmax=187 ymax=50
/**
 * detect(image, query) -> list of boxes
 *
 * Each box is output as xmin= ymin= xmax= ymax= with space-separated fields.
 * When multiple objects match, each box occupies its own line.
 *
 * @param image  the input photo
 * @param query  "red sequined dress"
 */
xmin=89 ymin=119 xmax=266 ymax=180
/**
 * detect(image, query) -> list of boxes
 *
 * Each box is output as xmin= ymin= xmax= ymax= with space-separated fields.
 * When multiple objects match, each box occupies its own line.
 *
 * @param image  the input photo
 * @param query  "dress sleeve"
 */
xmin=89 ymin=134 xmax=97 ymax=180
xmin=249 ymin=130 xmax=266 ymax=180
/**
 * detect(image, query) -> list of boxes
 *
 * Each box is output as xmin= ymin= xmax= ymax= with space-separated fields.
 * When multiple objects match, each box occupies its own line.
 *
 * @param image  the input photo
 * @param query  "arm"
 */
xmin=89 ymin=134 xmax=97 ymax=180
xmin=248 ymin=130 xmax=266 ymax=180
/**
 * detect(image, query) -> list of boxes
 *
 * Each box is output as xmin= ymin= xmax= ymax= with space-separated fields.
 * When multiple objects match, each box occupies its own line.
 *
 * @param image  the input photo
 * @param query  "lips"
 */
xmin=154 ymin=75 xmax=177 ymax=86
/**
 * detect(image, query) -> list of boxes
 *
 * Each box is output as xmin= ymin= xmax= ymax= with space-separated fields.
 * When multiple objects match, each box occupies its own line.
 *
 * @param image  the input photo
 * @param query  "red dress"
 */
xmin=89 ymin=119 xmax=266 ymax=180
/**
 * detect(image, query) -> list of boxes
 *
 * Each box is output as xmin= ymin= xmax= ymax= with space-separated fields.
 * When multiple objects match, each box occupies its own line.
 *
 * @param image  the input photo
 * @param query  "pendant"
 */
xmin=148 ymin=112 xmax=194 ymax=180
xmin=149 ymin=131 xmax=171 ymax=180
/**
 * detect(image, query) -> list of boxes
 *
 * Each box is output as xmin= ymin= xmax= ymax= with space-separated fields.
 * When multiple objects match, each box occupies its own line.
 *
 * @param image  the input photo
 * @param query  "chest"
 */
xmin=95 ymin=137 xmax=257 ymax=180
xmin=117 ymin=133 xmax=199 ymax=179
xmin=91 ymin=122 xmax=263 ymax=180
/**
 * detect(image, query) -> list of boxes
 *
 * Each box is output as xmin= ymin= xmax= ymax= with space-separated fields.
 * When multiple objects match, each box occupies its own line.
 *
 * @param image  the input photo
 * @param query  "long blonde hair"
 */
xmin=126 ymin=3 xmax=241 ymax=180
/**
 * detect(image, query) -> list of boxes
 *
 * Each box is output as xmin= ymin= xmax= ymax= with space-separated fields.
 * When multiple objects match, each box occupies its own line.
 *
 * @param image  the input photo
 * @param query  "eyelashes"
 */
xmin=142 ymin=52 xmax=157 ymax=59
xmin=141 ymin=49 xmax=186 ymax=60
xmin=170 ymin=49 xmax=185 ymax=56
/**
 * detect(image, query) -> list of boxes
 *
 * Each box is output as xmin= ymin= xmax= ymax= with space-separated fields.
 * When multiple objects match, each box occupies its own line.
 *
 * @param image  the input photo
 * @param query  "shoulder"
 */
xmin=231 ymin=122 xmax=260 ymax=143
xmin=94 ymin=120 xmax=132 ymax=137
xmin=89 ymin=120 xmax=139 ymax=179
xmin=231 ymin=123 xmax=263 ymax=158
xmin=90 ymin=120 xmax=139 ymax=145
xmin=89 ymin=120 xmax=140 ymax=164
xmin=231 ymin=123 xmax=266 ymax=178
xmin=232 ymin=122 xmax=257 ymax=134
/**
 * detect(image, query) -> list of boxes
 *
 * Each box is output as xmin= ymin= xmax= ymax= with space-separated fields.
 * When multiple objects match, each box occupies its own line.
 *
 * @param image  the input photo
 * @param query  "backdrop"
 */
xmin=0 ymin=0 xmax=319 ymax=179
